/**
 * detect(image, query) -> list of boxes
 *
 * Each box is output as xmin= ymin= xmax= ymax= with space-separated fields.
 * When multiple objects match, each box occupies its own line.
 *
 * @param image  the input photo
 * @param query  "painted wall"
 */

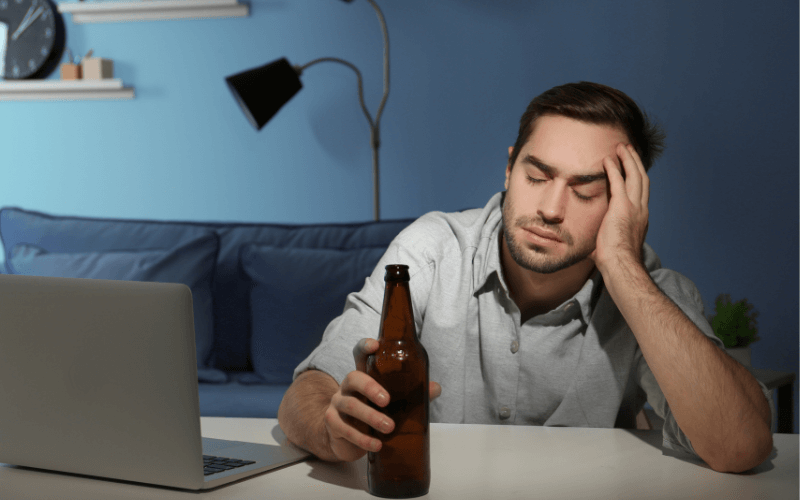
xmin=2 ymin=0 xmax=797 ymax=432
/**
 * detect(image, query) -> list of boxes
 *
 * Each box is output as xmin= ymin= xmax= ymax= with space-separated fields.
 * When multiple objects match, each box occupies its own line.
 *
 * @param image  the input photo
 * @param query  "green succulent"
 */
xmin=708 ymin=294 xmax=760 ymax=348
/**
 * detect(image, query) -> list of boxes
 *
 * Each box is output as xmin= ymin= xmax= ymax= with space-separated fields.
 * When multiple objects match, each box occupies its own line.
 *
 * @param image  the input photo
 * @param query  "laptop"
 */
xmin=0 ymin=273 xmax=310 ymax=490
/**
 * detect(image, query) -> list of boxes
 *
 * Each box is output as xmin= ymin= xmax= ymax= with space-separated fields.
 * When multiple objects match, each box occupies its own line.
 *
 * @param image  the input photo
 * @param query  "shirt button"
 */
xmin=510 ymin=340 xmax=519 ymax=353
xmin=499 ymin=406 xmax=511 ymax=420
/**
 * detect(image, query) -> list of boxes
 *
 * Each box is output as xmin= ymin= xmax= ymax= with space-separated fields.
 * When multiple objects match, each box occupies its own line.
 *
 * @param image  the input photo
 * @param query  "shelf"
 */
xmin=0 ymin=79 xmax=134 ymax=101
xmin=57 ymin=0 xmax=249 ymax=24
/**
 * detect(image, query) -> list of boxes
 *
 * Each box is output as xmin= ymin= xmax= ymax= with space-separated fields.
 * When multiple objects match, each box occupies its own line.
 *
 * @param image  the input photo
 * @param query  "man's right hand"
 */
xmin=323 ymin=338 xmax=442 ymax=462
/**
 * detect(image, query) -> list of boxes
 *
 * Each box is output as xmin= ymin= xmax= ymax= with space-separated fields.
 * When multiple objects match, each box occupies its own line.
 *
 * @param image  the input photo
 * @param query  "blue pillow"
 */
xmin=240 ymin=244 xmax=386 ymax=384
xmin=7 ymin=234 xmax=225 ymax=383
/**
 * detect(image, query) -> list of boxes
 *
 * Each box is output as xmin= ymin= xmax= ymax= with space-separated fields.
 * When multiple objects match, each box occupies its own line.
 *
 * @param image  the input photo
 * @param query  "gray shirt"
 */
xmin=295 ymin=192 xmax=773 ymax=458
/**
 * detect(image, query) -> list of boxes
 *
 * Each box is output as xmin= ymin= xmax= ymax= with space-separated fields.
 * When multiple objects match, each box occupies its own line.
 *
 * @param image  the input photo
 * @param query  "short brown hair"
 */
xmin=508 ymin=82 xmax=665 ymax=172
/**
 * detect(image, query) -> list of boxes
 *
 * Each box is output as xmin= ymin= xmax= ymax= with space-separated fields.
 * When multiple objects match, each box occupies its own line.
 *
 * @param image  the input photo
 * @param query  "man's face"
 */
xmin=502 ymin=114 xmax=629 ymax=274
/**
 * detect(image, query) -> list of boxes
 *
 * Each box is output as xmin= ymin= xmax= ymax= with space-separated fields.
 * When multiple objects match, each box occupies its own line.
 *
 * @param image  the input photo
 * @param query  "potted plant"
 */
xmin=708 ymin=294 xmax=760 ymax=367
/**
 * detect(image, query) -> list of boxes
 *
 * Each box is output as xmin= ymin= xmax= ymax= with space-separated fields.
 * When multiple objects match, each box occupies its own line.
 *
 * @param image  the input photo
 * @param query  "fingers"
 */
xmin=341 ymin=369 xmax=389 ymax=409
xmin=325 ymin=372 xmax=443 ymax=460
xmin=602 ymin=154 xmax=625 ymax=199
xmin=627 ymin=144 xmax=650 ymax=207
xmin=352 ymin=337 xmax=379 ymax=372
xmin=615 ymin=143 xmax=641 ymax=205
xmin=429 ymin=381 xmax=442 ymax=401
xmin=325 ymin=370 xmax=396 ymax=457
xmin=617 ymin=143 xmax=650 ymax=208
xmin=324 ymin=403 xmax=383 ymax=455
xmin=604 ymin=143 xmax=650 ymax=210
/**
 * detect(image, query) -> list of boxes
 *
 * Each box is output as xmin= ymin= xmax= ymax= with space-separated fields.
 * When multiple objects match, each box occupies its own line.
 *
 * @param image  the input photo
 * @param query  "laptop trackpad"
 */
xmin=202 ymin=437 xmax=310 ymax=464
xmin=202 ymin=437 xmax=253 ymax=454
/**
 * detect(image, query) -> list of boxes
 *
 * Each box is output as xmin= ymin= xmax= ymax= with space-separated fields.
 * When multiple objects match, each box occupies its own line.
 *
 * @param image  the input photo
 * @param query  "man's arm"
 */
xmin=592 ymin=143 xmax=772 ymax=473
xmin=278 ymin=340 xmax=395 ymax=462
xmin=277 ymin=370 xmax=340 ymax=461
xmin=603 ymin=263 xmax=772 ymax=472
xmin=279 ymin=338 xmax=443 ymax=463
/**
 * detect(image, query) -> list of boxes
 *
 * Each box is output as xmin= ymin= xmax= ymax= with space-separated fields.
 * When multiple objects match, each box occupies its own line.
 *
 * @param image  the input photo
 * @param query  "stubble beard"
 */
xmin=501 ymin=193 xmax=596 ymax=275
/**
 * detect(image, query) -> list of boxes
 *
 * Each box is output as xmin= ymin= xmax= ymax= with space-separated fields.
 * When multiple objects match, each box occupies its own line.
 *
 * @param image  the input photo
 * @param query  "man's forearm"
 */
xmin=601 ymin=260 xmax=773 ymax=473
xmin=277 ymin=369 xmax=339 ymax=461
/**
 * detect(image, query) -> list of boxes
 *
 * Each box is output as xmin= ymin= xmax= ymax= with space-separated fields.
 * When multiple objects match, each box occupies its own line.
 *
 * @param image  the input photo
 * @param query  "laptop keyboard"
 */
xmin=203 ymin=454 xmax=256 ymax=476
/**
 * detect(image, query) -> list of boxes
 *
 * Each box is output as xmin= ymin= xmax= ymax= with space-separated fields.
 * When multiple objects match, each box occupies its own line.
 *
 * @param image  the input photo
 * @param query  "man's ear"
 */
xmin=505 ymin=146 xmax=516 ymax=190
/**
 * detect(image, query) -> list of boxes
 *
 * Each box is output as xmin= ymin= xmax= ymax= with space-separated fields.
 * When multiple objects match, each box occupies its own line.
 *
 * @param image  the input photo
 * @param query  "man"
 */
xmin=278 ymin=82 xmax=774 ymax=473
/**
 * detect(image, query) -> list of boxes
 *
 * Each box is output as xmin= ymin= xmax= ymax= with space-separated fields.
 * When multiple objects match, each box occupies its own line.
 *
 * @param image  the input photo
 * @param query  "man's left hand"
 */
xmin=590 ymin=143 xmax=650 ymax=273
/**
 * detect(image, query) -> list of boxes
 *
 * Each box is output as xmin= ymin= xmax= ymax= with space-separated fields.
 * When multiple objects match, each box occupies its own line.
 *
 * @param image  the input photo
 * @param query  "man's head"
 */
xmin=501 ymin=82 xmax=664 ymax=276
xmin=507 ymin=82 xmax=664 ymax=174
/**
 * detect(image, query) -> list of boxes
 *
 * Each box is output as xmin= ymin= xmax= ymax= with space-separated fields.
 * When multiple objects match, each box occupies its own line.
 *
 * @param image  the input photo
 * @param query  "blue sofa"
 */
xmin=0 ymin=207 xmax=414 ymax=418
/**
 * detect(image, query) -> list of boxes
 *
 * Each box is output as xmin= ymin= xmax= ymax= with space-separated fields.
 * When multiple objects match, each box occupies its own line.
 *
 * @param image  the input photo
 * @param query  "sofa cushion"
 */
xmin=209 ymin=220 xmax=414 ymax=372
xmin=6 ymin=235 xmax=224 ymax=383
xmin=240 ymin=244 xmax=386 ymax=384
xmin=0 ymin=206 xmax=416 ymax=374
xmin=0 ymin=207 xmax=214 ymax=258
xmin=0 ymin=207 xmax=220 ymax=366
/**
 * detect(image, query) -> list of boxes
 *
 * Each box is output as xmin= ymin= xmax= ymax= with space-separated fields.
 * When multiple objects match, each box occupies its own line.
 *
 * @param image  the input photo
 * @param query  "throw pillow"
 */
xmin=7 ymin=234 xmax=225 ymax=383
xmin=240 ymin=244 xmax=386 ymax=384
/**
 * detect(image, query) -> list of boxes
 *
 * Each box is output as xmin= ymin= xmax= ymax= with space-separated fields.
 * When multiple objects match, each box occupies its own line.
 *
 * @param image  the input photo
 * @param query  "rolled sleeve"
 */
xmin=291 ymin=256 xmax=385 ymax=384
xmin=636 ymin=269 xmax=775 ymax=458
xmin=292 ymin=231 xmax=436 ymax=384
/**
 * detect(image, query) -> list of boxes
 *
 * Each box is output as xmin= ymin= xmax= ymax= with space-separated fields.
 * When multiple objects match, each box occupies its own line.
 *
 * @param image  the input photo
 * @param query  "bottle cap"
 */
xmin=384 ymin=264 xmax=410 ymax=281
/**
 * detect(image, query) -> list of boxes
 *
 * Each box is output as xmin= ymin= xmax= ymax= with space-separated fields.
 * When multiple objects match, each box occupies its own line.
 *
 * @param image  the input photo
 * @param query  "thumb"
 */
xmin=429 ymin=381 xmax=442 ymax=401
xmin=353 ymin=338 xmax=379 ymax=372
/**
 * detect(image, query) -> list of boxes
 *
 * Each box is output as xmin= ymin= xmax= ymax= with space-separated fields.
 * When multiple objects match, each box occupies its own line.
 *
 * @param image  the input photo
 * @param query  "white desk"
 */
xmin=1 ymin=418 xmax=797 ymax=499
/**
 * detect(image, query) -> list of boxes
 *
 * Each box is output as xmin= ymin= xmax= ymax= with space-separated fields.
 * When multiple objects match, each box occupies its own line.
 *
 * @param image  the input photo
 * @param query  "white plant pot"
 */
xmin=726 ymin=346 xmax=752 ymax=368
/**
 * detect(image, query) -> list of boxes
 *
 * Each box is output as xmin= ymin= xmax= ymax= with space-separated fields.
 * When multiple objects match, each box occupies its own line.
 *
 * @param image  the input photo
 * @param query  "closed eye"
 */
xmin=527 ymin=175 xmax=595 ymax=202
xmin=526 ymin=175 xmax=546 ymax=184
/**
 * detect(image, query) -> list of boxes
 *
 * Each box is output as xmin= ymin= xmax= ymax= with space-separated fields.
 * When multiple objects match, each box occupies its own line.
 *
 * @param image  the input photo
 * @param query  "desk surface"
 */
xmin=1 ymin=418 xmax=797 ymax=499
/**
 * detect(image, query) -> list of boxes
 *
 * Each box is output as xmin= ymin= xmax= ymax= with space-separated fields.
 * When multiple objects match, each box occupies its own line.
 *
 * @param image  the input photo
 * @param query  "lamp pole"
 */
xmin=294 ymin=0 xmax=389 ymax=221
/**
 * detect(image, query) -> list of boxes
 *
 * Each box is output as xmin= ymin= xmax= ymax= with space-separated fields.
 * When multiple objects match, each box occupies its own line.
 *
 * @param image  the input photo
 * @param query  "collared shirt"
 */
xmin=294 ymin=192 xmax=773 ymax=458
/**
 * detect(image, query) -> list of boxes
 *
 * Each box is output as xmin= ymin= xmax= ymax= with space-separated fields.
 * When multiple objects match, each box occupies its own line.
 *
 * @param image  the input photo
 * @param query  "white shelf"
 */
xmin=57 ymin=0 xmax=249 ymax=23
xmin=0 ymin=79 xmax=134 ymax=101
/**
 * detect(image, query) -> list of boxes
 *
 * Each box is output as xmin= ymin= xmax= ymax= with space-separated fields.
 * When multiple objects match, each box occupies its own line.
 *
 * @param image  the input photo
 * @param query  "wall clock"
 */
xmin=0 ymin=0 xmax=65 ymax=79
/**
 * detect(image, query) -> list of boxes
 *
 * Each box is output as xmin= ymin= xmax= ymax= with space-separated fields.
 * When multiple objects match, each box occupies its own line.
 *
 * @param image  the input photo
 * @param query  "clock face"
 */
xmin=0 ymin=0 xmax=65 ymax=80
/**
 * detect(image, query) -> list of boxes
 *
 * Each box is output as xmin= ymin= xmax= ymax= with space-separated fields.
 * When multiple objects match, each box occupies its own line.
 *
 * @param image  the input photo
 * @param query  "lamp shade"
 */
xmin=225 ymin=58 xmax=303 ymax=130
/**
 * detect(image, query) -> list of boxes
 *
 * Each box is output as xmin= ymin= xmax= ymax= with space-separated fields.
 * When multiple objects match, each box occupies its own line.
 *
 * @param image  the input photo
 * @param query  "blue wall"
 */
xmin=2 ymin=0 xmax=798 ymax=432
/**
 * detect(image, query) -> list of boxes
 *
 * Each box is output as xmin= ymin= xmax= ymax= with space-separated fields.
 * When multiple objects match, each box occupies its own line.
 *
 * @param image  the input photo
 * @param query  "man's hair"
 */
xmin=508 ymin=82 xmax=665 ymax=172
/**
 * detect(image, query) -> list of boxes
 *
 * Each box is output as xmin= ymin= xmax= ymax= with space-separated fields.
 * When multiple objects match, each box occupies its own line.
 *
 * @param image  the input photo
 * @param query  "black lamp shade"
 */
xmin=225 ymin=58 xmax=303 ymax=130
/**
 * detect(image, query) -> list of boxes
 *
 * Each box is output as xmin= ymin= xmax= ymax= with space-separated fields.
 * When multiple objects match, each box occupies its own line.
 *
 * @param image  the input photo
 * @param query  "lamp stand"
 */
xmin=295 ymin=0 xmax=388 ymax=221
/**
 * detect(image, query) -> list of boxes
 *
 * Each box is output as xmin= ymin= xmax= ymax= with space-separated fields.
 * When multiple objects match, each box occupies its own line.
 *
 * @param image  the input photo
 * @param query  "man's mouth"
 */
xmin=522 ymin=226 xmax=563 ymax=243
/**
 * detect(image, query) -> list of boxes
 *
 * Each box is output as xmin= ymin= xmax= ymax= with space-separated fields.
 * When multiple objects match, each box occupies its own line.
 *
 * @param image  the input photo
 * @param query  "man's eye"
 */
xmin=526 ymin=175 xmax=545 ymax=184
xmin=573 ymin=190 xmax=594 ymax=202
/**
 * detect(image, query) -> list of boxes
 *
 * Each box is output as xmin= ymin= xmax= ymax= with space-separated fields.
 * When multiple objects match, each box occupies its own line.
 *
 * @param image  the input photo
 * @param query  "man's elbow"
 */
xmin=708 ymin=426 xmax=774 ymax=473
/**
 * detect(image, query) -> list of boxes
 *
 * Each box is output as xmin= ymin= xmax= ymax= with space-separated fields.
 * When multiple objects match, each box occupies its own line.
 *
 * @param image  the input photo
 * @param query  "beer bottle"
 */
xmin=366 ymin=264 xmax=430 ymax=498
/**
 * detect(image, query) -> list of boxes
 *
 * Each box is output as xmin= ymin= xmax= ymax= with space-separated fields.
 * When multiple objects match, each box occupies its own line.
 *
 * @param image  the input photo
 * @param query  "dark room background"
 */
xmin=1 ymin=0 xmax=797 ymax=431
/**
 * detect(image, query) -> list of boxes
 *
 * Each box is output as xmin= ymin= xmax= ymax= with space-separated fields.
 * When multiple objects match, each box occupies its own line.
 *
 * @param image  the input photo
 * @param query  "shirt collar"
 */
xmin=472 ymin=192 xmax=505 ymax=295
xmin=472 ymin=191 xmax=604 ymax=324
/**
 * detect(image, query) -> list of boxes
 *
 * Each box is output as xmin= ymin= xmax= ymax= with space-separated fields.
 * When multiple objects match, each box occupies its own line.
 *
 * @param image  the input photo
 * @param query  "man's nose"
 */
xmin=538 ymin=183 xmax=566 ymax=224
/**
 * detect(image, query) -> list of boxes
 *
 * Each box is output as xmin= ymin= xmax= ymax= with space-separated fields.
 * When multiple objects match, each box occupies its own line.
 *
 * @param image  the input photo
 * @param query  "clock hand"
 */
xmin=12 ymin=3 xmax=36 ymax=39
xmin=11 ymin=4 xmax=44 ymax=41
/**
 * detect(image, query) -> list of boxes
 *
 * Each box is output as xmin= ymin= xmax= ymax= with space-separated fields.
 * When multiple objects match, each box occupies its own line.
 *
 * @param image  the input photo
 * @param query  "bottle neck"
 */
xmin=378 ymin=280 xmax=416 ymax=341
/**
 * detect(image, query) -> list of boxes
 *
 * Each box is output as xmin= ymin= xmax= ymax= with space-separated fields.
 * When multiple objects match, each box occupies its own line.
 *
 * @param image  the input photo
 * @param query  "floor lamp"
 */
xmin=225 ymin=0 xmax=389 ymax=221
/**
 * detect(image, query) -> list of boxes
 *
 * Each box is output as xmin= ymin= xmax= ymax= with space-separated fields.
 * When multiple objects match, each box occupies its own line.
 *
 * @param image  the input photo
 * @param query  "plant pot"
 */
xmin=725 ymin=346 xmax=752 ymax=368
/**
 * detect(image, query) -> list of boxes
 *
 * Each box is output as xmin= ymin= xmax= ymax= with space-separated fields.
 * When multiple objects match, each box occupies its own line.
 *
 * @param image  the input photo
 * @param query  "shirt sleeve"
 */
xmin=635 ymin=269 xmax=775 ymax=458
xmin=292 ymin=228 xmax=436 ymax=385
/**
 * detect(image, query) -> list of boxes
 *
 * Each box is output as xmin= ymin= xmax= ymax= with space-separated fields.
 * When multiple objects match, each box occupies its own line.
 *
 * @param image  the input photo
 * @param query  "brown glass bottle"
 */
xmin=366 ymin=264 xmax=430 ymax=498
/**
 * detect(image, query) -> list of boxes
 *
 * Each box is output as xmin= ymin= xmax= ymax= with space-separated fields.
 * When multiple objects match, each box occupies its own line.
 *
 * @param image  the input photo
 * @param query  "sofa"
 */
xmin=0 ymin=207 xmax=414 ymax=418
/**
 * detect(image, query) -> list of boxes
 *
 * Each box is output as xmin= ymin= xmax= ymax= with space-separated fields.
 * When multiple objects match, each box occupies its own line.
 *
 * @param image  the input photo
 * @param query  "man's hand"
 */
xmin=590 ymin=143 xmax=650 ymax=274
xmin=323 ymin=338 xmax=442 ymax=462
